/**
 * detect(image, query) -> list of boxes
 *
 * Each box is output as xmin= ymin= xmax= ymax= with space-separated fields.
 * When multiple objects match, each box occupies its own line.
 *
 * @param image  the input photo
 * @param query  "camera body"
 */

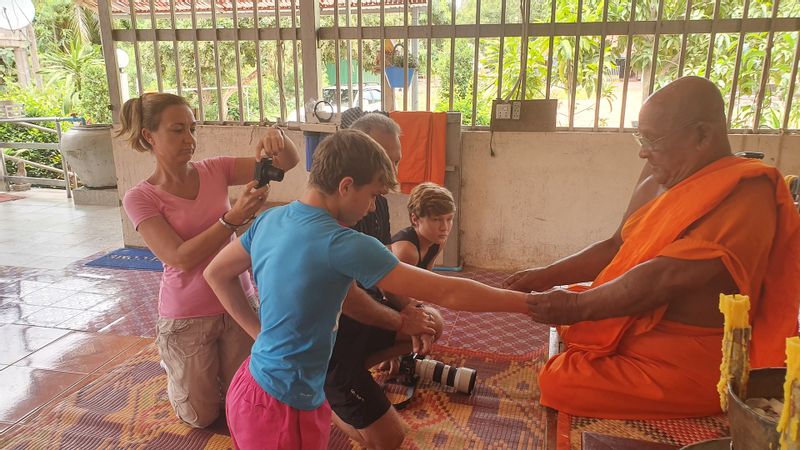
xmin=398 ymin=353 xmax=477 ymax=395
xmin=254 ymin=157 xmax=285 ymax=187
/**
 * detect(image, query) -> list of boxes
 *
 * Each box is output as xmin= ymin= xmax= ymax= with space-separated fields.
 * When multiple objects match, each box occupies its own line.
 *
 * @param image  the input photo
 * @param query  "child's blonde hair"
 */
xmin=407 ymin=182 xmax=455 ymax=221
xmin=309 ymin=129 xmax=399 ymax=194
xmin=117 ymin=92 xmax=191 ymax=152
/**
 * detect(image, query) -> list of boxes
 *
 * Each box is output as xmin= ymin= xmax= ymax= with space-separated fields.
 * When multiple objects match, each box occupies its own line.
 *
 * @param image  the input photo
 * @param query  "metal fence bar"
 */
xmin=496 ymin=0 xmax=506 ymax=101
xmin=100 ymin=0 xmax=800 ymax=133
xmin=425 ymin=0 xmax=432 ymax=110
xmin=357 ymin=0 xmax=364 ymax=110
xmin=727 ymin=0 xmax=750 ymax=129
xmin=210 ymin=0 xmax=225 ymax=121
xmin=232 ymin=0 xmax=245 ymax=123
xmin=519 ymin=0 xmax=530 ymax=100
xmin=291 ymin=0 xmax=301 ymax=121
xmin=127 ymin=0 xmax=144 ymax=94
xmin=568 ymin=0 xmax=583 ymax=130
xmin=402 ymin=0 xmax=409 ymax=111
xmin=169 ymin=0 xmax=183 ymax=96
xmin=252 ymin=0 xmax=264 ymax=122
xmin=116 ymin=19 xmax=800 ymax=42
xmin=593 ymin=0 xmax=609 ymax=130
xmin=276 ymin=0 xmax=288 ymax=121
xmin=752 ymin=0 xmax=780 ymax=131
xmin=333 ymin=0 xmax=342 ymax=111
xmin=704 ymin=0 xmax=722 ymax=77
xmin=619 ymin=0 xmax=638 ymax=131
xmin=470 ymin=0 xmax=481 ymax=125
xmin=545 ymin=0 xmax=556 ymax=99
xmin=783 ymin=32 xmax=800 ymax=131
xmin=380 ymin=0 xmax=387 ymax=111
xmin=346 ymin=2 xmax=353 ymax=111
xmin=448 ymin=0 xmax=455 ymax=110
xmin=148 ymin=0 xmax=164 ymax=91
xmin=677 ymin=0 xmax=692 ymax=77
xmin=190 ymin=0 xmax=205 ymax=121
xmin=55 ymin=121 xmax=72 ymax=199
xmin=647 ymin=0 xmax=665 ymax=96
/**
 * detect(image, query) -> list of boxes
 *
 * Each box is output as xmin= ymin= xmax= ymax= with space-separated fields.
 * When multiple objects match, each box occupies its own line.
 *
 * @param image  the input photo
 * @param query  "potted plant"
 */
xmin=383 ymin=44 xmax=418 ymax=89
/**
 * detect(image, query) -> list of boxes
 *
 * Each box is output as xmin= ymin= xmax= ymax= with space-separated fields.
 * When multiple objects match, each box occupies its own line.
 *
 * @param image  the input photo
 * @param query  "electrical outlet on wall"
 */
xmin=511 ymin=101 xmax=522 ymax=120
xmin=495 ymin=102 xmax=511 ymax=120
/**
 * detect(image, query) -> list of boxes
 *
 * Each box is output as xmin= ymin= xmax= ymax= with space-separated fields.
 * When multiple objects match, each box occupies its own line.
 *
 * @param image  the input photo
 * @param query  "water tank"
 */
xmin=60 ymin=124 xmax=117 ymax=188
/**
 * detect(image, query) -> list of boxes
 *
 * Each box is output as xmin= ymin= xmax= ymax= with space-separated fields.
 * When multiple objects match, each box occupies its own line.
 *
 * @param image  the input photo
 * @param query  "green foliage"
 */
xmin=0 ymin=49 xmax=17 ymax=84
xmin=40 ymin=33 xmax=105 ymax=114
xmin=75 ymin=64 xmax=112 ymax=124
xmin=0 ymin=82 xmax=66 ymax=179
xmin=428 ymin=0 xmax=799 ymax=128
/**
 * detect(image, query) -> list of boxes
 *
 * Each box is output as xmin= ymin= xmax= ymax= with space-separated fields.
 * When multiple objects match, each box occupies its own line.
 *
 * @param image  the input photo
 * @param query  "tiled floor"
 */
xmin=0 ymin=189 xmax=156 ymax=434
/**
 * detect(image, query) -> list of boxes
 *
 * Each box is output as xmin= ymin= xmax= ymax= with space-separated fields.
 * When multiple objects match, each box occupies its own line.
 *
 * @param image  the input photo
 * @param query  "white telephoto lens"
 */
xmin=453 ymin=367 xmax=477 ymax=394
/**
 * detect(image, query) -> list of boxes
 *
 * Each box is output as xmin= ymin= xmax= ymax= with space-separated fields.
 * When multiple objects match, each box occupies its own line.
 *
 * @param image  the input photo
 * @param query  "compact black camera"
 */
xmin=254 ymin=157 xmax=285 ymax=187
xmin=398 ymin=353 xmax=477 ymax=395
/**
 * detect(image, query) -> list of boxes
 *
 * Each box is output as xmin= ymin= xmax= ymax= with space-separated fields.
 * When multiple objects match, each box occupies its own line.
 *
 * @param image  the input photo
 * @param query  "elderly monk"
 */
xmin=505 ymin=76 xmax=800 ymax=419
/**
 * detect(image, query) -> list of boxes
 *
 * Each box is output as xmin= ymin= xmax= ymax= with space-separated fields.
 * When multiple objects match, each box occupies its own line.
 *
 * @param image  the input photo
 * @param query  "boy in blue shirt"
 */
xmin=204 ymin=129 xmax=528 ymax=450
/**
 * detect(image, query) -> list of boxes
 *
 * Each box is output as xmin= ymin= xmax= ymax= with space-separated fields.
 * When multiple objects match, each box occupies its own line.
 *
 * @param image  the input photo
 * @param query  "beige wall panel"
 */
xmin=114 ymin=127 xmax=800 ymax=270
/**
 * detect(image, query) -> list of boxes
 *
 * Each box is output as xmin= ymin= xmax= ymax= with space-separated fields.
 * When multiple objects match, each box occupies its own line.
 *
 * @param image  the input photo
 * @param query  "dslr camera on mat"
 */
xmin=398 ymin=353 xmax=477 ymax=395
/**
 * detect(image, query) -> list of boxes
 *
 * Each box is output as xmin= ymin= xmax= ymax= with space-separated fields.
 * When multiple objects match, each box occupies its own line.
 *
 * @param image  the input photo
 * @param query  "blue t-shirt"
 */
xmin=240 ymin=200 xmax=399 ymax=410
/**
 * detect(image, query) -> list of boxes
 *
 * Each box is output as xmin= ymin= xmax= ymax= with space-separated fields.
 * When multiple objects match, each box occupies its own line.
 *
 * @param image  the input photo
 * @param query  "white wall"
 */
xmin=458 ymin=132 xmax=800 ymax=270
xmin=113 ymin=128 xmax=800 ymax=270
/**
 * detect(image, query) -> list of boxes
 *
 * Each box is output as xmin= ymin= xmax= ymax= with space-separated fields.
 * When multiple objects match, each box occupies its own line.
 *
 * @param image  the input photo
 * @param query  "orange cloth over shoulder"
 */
xmin=562 ymin=156 xmax=800 ymax=367
xmin=539 ymin=156 xmax=800 ymax=419
xmin=389 ymin=112 xmax=447 ymax=194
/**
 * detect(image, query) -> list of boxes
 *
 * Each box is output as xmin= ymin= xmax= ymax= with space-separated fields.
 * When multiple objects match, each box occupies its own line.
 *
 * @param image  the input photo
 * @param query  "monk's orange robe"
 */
xmin=539 ymin=156 xmax=800 ymax=419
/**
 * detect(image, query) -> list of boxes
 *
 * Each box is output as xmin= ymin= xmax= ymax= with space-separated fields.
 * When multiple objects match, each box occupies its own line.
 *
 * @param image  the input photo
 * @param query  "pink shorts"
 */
xmin=226 ymin=357 xmax=332 ymax=450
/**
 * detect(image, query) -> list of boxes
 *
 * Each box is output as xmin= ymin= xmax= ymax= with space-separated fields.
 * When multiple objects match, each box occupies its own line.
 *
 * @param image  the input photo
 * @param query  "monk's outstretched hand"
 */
xmin=503 ymin=268 xmax=554 ymax=292
xmin=526 ymin=288 xmax=584 ymax=325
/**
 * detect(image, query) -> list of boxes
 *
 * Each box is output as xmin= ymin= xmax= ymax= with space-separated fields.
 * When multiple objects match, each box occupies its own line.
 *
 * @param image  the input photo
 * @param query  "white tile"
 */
xmin=0 ymin=253 xmax=44 ymax=268
xmin=24 ymin=256 xmax=78 ymax=271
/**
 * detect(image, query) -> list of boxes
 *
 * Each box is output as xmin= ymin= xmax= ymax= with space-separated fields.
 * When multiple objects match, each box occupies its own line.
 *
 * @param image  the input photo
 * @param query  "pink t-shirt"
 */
xmin=123 ymin=156 xmax=254 ymax=319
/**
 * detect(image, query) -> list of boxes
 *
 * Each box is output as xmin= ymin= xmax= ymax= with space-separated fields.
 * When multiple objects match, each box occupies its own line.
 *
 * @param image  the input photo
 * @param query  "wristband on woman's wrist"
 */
xmin=219 ymin=212 xmax=253 ymax=232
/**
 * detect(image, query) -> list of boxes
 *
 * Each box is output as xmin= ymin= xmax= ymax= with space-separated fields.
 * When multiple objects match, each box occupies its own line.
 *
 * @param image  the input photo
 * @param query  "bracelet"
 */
xmin=218 ymin=216 xmax=238 ymax=232
xmin=219 ymin=212 xmax=254 ymax=232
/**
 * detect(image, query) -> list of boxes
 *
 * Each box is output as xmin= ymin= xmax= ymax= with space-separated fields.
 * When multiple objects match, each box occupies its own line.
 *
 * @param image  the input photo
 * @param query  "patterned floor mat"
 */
xmin=558 ymin=409 xmax=730 ymax=449
xmin=330 ymin=345 xmax=547 ymax=449
xmin=0 ymin=344 xmax=232 ymax=450
xmin=0 ymin=343 xmax=549 ymax=450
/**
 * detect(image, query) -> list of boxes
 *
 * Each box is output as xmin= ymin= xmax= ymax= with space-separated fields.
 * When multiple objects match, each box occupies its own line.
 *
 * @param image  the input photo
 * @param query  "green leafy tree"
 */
xmin=39 ymin=33 xmax=104 ymax=113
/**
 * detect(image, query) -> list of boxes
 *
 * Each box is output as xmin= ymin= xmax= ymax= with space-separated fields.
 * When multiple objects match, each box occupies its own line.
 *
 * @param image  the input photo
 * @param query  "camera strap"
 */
xmin=385 ymin=376 xmax=418 ymax=410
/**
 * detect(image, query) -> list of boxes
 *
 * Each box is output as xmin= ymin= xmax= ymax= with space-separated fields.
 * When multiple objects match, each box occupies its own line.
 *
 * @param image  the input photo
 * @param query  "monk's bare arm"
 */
xmin=506 ymin=237 xmax=622 ymax=292
xmin=527 ymin=256 xmax=733 ymax=324
xmin=505 ymin=164 xmax=658 ymax=292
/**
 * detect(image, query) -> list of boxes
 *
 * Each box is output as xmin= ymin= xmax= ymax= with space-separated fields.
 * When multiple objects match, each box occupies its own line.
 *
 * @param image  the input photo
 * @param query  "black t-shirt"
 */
xmin=391 ymin=226 xmax=440 ymax=269
xmin=349 ymin=195 xmax=391 ymax=301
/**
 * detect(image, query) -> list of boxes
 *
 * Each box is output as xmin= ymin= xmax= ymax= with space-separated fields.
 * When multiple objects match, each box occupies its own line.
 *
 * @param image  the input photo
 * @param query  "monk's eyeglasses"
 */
xmin=633 ymin=122 xmax=699 ymax=151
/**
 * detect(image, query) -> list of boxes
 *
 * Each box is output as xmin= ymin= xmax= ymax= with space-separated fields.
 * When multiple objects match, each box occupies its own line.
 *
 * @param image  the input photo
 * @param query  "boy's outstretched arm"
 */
xmin=204 ymin=239 xmax=261 ymax=339
xmin=376 ymin=262 xmax=528 ymax=313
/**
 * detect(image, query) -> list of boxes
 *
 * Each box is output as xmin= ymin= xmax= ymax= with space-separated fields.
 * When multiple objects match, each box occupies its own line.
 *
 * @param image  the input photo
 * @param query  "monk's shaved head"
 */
xmin=636 ymin=76 xmax=732 ymax=188
xmin=642 ymin=76 xmax=727 ymax=129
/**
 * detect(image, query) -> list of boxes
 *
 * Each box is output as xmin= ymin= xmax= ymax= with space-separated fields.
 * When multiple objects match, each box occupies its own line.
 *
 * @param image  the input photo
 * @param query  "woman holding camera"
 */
xmin=119 ymin=92 xmax=299 ymax=428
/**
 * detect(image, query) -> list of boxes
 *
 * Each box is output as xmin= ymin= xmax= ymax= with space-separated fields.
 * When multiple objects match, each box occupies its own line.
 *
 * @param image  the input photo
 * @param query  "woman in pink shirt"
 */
xmin=119 ymin=93 xmax=299 ymax=428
